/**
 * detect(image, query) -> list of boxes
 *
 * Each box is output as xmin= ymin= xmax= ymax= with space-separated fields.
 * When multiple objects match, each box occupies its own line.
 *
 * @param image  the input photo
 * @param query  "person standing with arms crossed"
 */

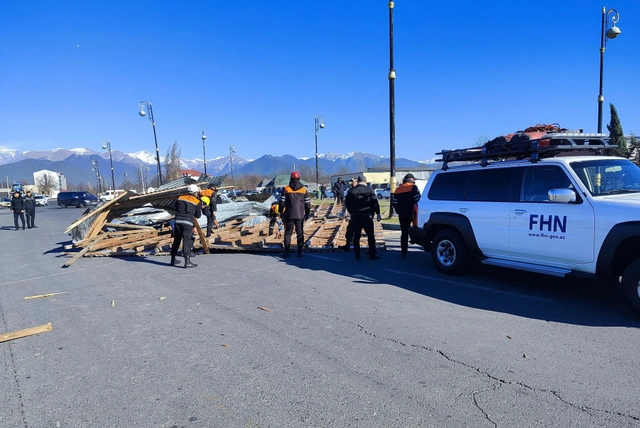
xmin=393 ymin=173 xmax=422 ymax=258
xmin=345 ymin=175 xmax=381 ymax=260
xmin=23 ymin=190 xmax=37 ymax=228
xmin=10 ymin=190 xmax=26 ymax=231
xmin=169 ymin=184 xmax=202 ymax=268
xmin=279 ymin=171 xmax=310 ymax=258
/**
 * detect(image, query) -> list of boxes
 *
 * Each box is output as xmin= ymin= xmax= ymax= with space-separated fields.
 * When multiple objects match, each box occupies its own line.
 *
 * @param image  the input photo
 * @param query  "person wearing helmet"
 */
xmin=393 ymin=173 xmax=421 ymax=258
xmin=278 ymin=171 xmax=311 ymax=258
xmin=10 ymin=190 xmax=26 ymax=231
xmin=169 ymin=184 xmax=202 ymax=267
xmin=200 ymin=184 xmax=219 ymax=236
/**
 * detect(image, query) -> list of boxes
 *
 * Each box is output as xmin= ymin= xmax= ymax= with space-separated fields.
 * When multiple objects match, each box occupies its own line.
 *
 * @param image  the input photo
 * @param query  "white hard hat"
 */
xmin=187 ymin=184 xmax=199 ymax=194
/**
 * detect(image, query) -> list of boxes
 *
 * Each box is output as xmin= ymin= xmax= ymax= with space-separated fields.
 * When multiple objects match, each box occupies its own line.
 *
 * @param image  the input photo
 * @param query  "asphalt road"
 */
xmin=1 ymin=204 xmax=639 ymax=427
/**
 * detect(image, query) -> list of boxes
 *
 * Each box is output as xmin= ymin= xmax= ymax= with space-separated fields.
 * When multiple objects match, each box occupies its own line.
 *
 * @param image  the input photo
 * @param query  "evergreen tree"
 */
xmin=607 ymin=103 xmax=628 ymax=157
xmin=629 ymin=134 xmax=640 ymax=166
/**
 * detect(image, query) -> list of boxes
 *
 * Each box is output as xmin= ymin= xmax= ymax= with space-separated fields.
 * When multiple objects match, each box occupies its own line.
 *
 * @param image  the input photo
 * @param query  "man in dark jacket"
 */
xmin=345 ymin=175 xmax=381 ymax=260
xmin=170 ymin=184 xmax=202 ymax=268
xmin=279 ymin=171 xmax=311 ymax=258
xmin=338 ymin=177 xmax=358 ymax=251
xmin=332 ymin=177 xmax=346 ymax=204
xmin=23 ymin=190 xmax=37 ymax=228
xmin=10 ymin=191 xmax=26 ymax=231
xmin=393 ymin=173 xmax=422 ymax=258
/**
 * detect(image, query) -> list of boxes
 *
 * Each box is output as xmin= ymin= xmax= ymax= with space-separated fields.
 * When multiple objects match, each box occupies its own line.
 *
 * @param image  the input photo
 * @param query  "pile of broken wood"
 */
xmin=62 ymin=185 xmax=385 ymax=267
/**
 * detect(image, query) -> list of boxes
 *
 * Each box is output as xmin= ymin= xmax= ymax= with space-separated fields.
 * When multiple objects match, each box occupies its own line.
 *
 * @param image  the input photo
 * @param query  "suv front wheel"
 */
xmin=431 ymin=229 xmax=468 ymax=275
xmin=621 ymin=259 xmax=640 ymax=315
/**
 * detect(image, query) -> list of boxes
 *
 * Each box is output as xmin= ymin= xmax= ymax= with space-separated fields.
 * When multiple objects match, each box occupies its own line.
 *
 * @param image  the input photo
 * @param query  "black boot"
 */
xmin=170 ymin=255 xmax=181 ymax=266
xmin=184 ymin=256 xmax=198 ymax=268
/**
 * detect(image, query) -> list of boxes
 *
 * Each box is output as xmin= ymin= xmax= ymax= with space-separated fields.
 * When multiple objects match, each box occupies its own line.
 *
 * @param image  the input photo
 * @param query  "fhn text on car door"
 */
xmin=509 ymin=164 xmax=594 ymax=265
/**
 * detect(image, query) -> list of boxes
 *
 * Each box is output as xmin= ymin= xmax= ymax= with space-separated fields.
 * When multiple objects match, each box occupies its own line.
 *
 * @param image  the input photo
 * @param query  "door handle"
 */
xmin=514 ymin=210 xmax=527 ymax=215
xmin=458 ymin=208 xmax=468 ymax=213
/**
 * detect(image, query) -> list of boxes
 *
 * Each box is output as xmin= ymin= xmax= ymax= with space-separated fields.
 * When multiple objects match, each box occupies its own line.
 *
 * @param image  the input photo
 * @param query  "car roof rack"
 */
xmin=437 ymin=133 xmax=620 ymax=170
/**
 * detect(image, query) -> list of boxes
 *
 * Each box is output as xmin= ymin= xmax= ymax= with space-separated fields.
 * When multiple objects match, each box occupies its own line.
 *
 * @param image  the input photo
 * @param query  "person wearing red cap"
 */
xmin=278 ymin=171 xmax=311 ymax=258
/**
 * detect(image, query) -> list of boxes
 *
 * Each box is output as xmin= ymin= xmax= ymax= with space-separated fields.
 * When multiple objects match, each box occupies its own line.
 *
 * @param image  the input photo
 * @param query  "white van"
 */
xmin=99 ymin=189 xmax=125 ymax=202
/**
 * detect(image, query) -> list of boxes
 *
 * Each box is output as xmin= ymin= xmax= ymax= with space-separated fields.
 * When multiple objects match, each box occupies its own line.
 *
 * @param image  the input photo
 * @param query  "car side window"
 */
xmin=521 ymin=166 xmax=572 ymax=202
xmin=466 ymin=168 xmax=516 ymax=202
xmin=428 ymin=171 xmax=472 ymax=200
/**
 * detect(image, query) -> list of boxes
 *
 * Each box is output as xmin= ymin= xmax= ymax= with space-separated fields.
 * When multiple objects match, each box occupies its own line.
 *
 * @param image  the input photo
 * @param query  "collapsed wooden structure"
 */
xmin=62 ymin=186 xmax=385 ymax=266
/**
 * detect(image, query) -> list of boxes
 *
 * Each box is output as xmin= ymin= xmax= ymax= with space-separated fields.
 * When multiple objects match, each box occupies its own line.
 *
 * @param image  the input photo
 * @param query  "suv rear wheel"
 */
xmin=431 ymin=229 xmax=468 ymax=274
xmin=621 ymin=259 xmax=640 ymax=315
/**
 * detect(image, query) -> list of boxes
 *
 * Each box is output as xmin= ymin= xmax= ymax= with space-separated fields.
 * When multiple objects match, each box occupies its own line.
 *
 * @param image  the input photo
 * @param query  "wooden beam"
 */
xmin=0 ymin=323 xmax=53 ymax=343
xmin=63 ymin=235 xmax=108 ymax=267
xmin=64 ymin=191 xmax=131 ymax=233
xmin=193 ymin=217 xmax=210 ymax=254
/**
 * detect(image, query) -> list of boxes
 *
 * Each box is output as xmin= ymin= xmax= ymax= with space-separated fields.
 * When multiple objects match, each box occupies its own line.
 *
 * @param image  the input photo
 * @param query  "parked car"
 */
xmin=0 ymin=197 xmax=11 ymax=208
xmin=34 ymin=195 xmax=49 ymax=206
xmin=99 ymin=189 xmax=125 ymax=202
xmin=375 ymin=188 xmax=391 ymax=199
xmin=57 ymin=191 xmax=99 ymax=208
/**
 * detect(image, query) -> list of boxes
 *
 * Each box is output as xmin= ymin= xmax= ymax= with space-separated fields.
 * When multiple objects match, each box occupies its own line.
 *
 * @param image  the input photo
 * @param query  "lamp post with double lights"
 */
xmin=314 ymin=116 xmax=325 ymax=198
xmin=101 ymin=140 xmax=116 ymax=192
xmin=138 ymin=101 xmax=163 ymax=185
xmin=91 ymin=160 xmax=102 ymax=195
xmin=202 ymin=130 xmax=208 ymax=175
xmin=597 ymin=7 xmax=622 ymax=133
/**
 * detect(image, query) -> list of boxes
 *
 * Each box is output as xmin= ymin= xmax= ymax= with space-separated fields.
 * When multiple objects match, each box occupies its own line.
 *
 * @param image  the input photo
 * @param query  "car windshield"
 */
xmin=570 ymin=159 xmax=640 ymax=196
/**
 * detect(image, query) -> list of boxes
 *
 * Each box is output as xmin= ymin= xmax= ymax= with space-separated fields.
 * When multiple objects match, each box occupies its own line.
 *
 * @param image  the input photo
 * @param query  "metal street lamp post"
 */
xmin=388 ymin=1 xmax=397 ymax=217
xmin=101 ymin=140 xmax=116 ymax=191
xmin=229 ymin=145 xmax=237 ymax=199
xmin=138 ymin=101 xmax=163 ymax=185
xmin=91 ymin=160 xmax=102 ymax=194
xmin=597 ymin=7 xmax=621 ymax=133
xmin=314 ymin=116 xmax=325 ymax=198
xmin=202 ymin=130 xmax=208 ymax=175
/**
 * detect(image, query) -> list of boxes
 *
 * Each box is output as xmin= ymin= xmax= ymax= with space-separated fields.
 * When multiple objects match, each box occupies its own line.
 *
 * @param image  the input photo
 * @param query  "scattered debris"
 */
xmin=221 ymin=344 xmax=229 ymax=347
xmin=60 ymin=178 xmax=385 ymax=265
xmin=523 ymin=353 xmax=528 ymax=358
xmin=257 ymin=306 xmax=272 ymax=312
xmin=24 ymin=292 xmax=66 ymax=300
xmin=506 ymin=335 xmax=512 ymax=339
xmin=160 ymin=296 xmax=166 ymax=300
xmin=111 ymin=301 xmax=115 ymax=307
xmin=0 ymin=323 xmax=53 ymax=343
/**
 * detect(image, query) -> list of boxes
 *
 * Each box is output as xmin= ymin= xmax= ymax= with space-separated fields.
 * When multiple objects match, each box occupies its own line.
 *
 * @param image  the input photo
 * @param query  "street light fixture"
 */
xmin=202 ymin=130 xmax=208 ymax=175
xmin=597 ymin=7 xmax=621 ymax=133
xmin=101 ymin=140 xmax=116 ymax=192
xmin=138 ymin=101 xmax=163 ymax=185
xmin=314 ymin=116 xmax=325 ymax=198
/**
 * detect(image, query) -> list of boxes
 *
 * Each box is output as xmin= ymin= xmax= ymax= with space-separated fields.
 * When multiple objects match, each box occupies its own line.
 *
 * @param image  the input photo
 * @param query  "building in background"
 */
xmin=33 ymin=170 xmax=67 ymax=197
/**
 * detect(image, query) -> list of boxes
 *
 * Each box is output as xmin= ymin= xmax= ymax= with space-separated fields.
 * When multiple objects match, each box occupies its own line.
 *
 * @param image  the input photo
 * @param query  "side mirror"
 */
xmin=548 ymin=188 xmax=576 ymax=203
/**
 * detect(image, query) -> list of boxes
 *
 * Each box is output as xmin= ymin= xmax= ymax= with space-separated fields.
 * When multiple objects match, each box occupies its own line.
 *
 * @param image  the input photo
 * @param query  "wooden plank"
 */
xmin=0 ymin=323 xmax=53 ymax=343
xmin=86 ymin=210 xmax=110 ymax=240
xmin=24 ymin=292 xmax=66 ymax=300
xmin=194 ymin=217 xmax=210 ymax=254
xmin=103 ymin=223 xmax=156 ymax=230
xmin=63 ymin=235 xmax=108 ymax=267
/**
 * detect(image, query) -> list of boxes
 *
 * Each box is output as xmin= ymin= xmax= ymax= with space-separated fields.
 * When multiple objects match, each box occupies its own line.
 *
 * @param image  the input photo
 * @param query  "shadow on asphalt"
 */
xmin=261 ymin=240 xmax=640 ymax=328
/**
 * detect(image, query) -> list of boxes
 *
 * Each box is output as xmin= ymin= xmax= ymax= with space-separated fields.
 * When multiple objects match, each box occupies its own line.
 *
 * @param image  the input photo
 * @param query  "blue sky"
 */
xmin=1 ymin=1 xmax=639 ymax=162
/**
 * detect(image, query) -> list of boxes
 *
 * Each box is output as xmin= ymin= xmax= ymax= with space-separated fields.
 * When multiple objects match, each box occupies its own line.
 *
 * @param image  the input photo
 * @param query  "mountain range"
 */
xmin=0 ymin=146 xmax=429 ymax=188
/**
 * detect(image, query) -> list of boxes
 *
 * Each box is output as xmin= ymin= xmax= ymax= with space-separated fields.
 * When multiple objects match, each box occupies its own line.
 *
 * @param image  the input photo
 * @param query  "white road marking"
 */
xmin=307 ymin=254 xmax=342 ymax=262
xmin=353 ymin=274 xmax=377 ymax=281
xmin=385 ymin=269 xmax=556 ymax=303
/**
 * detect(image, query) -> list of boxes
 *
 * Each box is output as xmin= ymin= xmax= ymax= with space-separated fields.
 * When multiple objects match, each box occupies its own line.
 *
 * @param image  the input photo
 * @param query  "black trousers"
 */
xmin=343 ymin=218 xmax=354 ymax=247
xmin=170 ymin=223 xmax=194 ymax=257
xmin=352 ymin=216 xmax=376 ymax=258
xmin=399 ymin=215 xmax=412 ymax=255
xmin=26 ymin=209 xmax=36 ymax=227
xmin=284 ymin=218 xmax=304 ymax=253
xmin=13 ymin=211 xmax=25 ymax=229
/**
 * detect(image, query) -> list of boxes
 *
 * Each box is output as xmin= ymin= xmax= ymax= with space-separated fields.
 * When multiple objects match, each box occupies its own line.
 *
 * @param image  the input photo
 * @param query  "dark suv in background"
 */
xmin=57 ymin=191 xmax=98 ymax=208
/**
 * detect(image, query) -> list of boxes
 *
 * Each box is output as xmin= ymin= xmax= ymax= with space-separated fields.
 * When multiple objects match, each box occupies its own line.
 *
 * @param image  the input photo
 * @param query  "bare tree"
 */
xmin=35 ymin=173 xmax=57 ymax=196
xmin=164 ymin=141 xmax=182 ymax=182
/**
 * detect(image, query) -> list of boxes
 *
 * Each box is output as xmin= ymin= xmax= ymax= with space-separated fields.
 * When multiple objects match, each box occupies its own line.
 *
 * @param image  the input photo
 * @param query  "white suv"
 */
xmin=410 ymin=133 xmax=640 ymax=315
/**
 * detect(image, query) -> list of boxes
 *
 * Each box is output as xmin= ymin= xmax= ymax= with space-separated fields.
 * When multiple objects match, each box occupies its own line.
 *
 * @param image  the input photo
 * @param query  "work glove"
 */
xmin=376 ymin=214 xmax=382 ymax=222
